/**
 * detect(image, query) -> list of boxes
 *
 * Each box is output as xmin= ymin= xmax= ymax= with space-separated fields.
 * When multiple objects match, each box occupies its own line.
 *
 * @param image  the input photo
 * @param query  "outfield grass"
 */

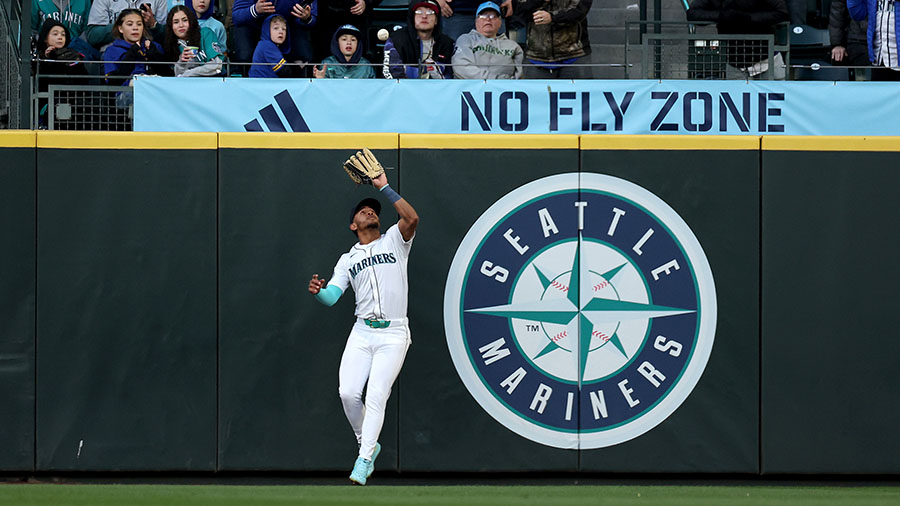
xmin=1 ymin=484 xmax=900 ymax=506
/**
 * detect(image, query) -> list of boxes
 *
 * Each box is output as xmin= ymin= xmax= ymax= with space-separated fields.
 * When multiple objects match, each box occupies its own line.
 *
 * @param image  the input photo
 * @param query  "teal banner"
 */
xmin=134 ymin=78 xmax=900 ymax=135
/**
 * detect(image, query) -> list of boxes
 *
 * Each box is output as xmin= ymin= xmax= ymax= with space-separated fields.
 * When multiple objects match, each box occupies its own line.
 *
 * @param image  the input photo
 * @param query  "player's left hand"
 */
xmin=372 ymin=173 xmax=387 ymax=189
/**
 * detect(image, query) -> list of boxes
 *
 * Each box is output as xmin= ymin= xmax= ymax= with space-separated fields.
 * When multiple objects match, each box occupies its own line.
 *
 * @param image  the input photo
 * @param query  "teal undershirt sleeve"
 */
xmin=314 ymin=284 xmax=343 ymax=306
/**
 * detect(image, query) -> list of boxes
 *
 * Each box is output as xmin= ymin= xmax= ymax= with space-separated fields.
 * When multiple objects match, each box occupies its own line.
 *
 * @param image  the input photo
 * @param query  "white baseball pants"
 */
xmin=338 ymin=320 xmax=411 ymax=460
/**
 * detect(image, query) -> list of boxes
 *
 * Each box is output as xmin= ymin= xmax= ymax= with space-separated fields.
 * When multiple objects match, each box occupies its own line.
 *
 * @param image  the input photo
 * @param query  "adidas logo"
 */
xmin=244 ymin=90 xmax=310 ymax=132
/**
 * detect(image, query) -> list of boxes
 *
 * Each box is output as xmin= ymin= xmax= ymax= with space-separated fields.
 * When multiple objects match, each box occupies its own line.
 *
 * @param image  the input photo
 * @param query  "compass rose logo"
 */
xmin=444 ymin=173 xmax=717 ymax=449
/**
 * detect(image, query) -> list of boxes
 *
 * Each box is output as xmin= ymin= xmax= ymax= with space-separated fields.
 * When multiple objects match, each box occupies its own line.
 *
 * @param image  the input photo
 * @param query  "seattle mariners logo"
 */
xmin=444 ymin=173 xmax=716 ymax=449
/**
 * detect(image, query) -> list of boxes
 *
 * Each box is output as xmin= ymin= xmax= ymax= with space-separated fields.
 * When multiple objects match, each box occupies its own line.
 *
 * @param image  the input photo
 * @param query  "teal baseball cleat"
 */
xmin=367 ymin=442 xmax=381 ymax=478
xmin=349 ymin=457 xmax=370 ymax=486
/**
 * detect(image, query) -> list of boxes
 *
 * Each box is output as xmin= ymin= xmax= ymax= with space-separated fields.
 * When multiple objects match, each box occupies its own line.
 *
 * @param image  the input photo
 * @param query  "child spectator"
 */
xmin=103 ymin=8 xmax=169 ymax=84
xmin=165 ymin=5 xmax=225 ymax=76
xmin=313 ymin=24 xmax=374 ymax=78
xmin=35 ymin=19 xmax=88 ymax=127
xmin=312 ymin=0 xmax=374 ymax=63
xmin=36 ymin=19 xmax=87 ymax=73
xmin=249 ymin=14 xmax=291 ymax=77
xmin=232 ymin=0 xmax=317 ymax=72
xmin=186 ymin=0 xmax=228 ymax=54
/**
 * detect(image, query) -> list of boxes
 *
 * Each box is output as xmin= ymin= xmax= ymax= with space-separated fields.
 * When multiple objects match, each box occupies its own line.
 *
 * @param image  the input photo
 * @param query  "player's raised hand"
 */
xmin=309 ymin=274 xmax=326 ymax=294
xmin=372 ymin=172 xmax=387 ymax=189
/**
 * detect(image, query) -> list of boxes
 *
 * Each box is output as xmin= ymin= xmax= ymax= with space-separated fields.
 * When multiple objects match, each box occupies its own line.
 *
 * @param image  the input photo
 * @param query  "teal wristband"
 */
xmin=380 ymin=184 xmax=401 ymax=204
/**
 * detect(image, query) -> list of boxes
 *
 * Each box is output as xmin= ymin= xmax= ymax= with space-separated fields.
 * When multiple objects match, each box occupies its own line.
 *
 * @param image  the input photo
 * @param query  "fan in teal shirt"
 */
xmin=31 ymin=0 xmax=91 ymax=38
xmin=313 ymin=24 xmax=374 ymax=79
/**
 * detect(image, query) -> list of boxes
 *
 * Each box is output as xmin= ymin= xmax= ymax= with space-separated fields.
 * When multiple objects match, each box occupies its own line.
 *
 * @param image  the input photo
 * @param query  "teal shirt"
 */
xmin=197 ymin=26 xmax=224 ymax=61
xmin=322 ymin=55 xmax=375 ymax=79
xmin=198 ymin=17 xmax=227 ymax=55
xmin=32 ymin=0 xmax=91 ymax=37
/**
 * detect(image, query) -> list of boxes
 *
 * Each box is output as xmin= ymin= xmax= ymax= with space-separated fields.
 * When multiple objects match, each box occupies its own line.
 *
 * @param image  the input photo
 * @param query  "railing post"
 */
xmin=19 ymin=0 xmax=32 ymax=128
xmin=654 ymin=0 xmax=661 ymax=34
xmin=639 ymin=0 xmax=647 ymax=37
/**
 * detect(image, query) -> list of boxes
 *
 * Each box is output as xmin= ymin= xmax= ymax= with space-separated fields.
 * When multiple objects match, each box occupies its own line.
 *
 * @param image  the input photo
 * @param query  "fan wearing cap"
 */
xmin=308 ymin=168 xmax=419 ymax=485
xmin=452 ymin=1 xmax=523 ymax=79
xmin=382 ymin=0 xmax=454 ymax=78
xmin=313 ymin=23 xmax=374 ymax=78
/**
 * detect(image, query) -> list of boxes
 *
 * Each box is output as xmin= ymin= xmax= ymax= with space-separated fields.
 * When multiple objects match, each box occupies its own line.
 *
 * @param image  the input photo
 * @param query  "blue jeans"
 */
xmin=523 ymin=55 xmax=594 ymax=79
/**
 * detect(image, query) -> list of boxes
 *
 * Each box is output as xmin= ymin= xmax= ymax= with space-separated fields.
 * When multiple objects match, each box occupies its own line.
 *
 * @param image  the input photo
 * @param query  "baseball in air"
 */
xmin=377 ymin=28 xmax=390 ymax=41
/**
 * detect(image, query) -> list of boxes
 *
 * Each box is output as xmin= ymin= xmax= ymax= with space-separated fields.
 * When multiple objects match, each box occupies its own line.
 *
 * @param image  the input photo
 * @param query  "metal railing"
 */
xmin=625 ymin=21 xmax=790 ymax=80
xmin=45 ymin=84 xmax=133 ymax=131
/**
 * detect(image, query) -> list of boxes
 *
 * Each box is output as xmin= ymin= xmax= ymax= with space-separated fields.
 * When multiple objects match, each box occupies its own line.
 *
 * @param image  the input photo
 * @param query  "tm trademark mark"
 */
xmin=526 ymin=324 xmax=540 ymax=331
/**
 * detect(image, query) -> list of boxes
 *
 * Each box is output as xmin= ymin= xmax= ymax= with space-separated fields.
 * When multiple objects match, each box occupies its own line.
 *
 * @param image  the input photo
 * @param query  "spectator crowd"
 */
xmin=31 ymin=0 xmax=596 ymax=81
xmin=31 ymin=0 xmax=900 ymax=84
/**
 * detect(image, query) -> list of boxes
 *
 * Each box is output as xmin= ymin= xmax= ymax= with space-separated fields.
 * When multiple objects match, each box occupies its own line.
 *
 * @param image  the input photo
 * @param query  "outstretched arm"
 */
xmin=372 ymin=173 xmax=418 ymax=241
xmin=309 ymin=273 xmax=343 ymax=306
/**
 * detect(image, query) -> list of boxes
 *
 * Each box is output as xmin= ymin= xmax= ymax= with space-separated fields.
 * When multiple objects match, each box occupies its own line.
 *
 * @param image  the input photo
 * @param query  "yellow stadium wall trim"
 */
xmin=218 ymin=133 xmax=398 ymax=150
xmin=6 ymin=132 xmax=900 ymax=152
xmin=36 ymin=131 xmax=218 ymax=150
xmin=761 ymin=136 xmax=900 ymax=152
xmin=581 ymin=135 xmax=760 ymax=151
xmin=0 ymin=130 xmax=37 ymax=148
xmin=400 ymin=134 xmax=579 ymax=150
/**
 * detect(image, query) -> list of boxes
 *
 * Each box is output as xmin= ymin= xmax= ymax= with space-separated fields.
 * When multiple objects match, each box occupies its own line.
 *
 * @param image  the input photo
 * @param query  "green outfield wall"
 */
xmin=760 ymin=137 xmax=900 ymax=474
xmin=0 ymin=131 xmax=897 ymax=474
xmin=0 ymin=132 xmax=36 ymax=471
xmin=34 ymin=133 xmax=218 ymax=471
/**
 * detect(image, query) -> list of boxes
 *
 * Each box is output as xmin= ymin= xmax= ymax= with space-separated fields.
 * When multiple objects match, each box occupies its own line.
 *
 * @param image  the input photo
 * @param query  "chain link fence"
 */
xmin=46 ymin=85 xmax=132 ymax=131
xmin=626 ymin=21 xmax=790 ymax=80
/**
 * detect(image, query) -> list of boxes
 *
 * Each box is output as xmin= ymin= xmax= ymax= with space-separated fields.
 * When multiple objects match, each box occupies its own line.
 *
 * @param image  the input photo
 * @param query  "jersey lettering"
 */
xmin=349 ymin=252 xmax=398 ymax=279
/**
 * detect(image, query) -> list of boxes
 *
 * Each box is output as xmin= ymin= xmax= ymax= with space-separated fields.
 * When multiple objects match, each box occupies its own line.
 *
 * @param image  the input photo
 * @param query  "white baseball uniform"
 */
xmin=326 ymin=223 xmax=414 ymax=460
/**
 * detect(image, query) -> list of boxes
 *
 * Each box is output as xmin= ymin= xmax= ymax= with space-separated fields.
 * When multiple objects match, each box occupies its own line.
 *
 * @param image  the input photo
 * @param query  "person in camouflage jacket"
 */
xmin=514 ymin=0 xmax=591 ymax=78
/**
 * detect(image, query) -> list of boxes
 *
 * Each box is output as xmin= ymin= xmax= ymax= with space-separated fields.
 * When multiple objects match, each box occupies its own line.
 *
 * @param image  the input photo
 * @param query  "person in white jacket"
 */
xmin=452 ymin=1 xmax=523 ymax=79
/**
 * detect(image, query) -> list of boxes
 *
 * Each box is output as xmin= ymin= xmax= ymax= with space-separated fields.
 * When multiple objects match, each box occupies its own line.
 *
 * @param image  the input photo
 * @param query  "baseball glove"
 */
xmin=343 ymin=148 xmax=385 ymax=185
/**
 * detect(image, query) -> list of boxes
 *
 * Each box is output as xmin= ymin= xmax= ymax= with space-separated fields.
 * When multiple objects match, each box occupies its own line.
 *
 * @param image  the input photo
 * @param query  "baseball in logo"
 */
xmin=444 ymin=173 xmax=717 ymax=449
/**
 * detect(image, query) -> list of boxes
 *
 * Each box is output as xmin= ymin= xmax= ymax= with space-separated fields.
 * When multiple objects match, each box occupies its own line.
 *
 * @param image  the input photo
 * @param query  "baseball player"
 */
xmin=308 ymin=154 xmax=418 ymax=486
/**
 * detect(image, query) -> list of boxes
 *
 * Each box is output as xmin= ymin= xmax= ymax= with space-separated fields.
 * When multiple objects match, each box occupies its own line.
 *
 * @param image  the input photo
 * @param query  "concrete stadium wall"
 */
xmin=0 ymin=131 xmax=897 ymax=474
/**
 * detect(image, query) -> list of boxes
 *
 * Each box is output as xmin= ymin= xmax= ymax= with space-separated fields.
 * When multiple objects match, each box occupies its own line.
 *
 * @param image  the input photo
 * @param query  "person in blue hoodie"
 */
xmin=313 ymin=24 xmax=374 ymax=78
xmin=249 ymin=13 xmax=291 ymax=77
xmin=232 ymin=0 xmax=317 ymax=73
xmin=848 ymin=0 xmax=900 ymax=80
xmin=103 ymin=8 xmax=169 ymax=84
